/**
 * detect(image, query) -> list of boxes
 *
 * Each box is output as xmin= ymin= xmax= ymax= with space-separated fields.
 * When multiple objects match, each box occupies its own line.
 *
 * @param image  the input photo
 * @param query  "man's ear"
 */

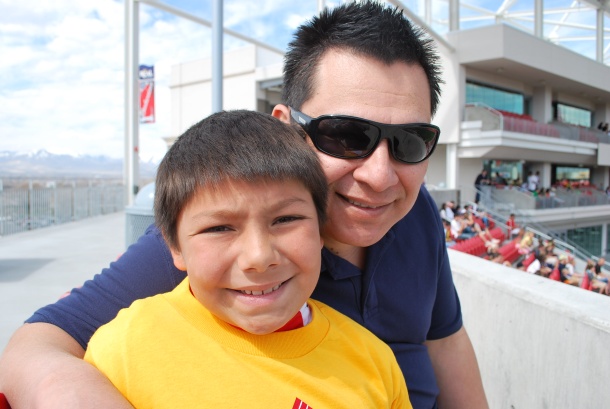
xmin=272 ymin=104 xmax=291 ymax=124
xmin=170 ymin=247 xmax=187 ymax=271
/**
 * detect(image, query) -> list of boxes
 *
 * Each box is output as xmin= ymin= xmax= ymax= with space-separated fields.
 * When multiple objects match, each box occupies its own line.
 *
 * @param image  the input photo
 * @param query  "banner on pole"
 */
xmin=139 ymin=65 xmax=155 ymax=124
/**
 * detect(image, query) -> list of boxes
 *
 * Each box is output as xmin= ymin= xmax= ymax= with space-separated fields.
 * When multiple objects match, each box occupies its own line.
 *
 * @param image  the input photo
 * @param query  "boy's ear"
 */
xmin=170 ymin=247 xmax=187 ymax=272
xmin=271 ymin=104 xmax=291 ymax=124
xmin=320 ymin=237 xmax=324 ymax=249
xmin=161 ymin=231 xmax=187 ymax=271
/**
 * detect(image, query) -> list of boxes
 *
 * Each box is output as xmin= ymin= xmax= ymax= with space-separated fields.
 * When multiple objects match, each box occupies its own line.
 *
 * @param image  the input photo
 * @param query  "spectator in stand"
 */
xmin=556 ymin=254 xmax=574 ymax=283
xmin=439 ymin=201 xmax=455 ymax=221
xmin=485 ymin=242 xmax=510 ymax=266
xmin=474 ymin=169 xmax=490 ymax=204
xmin=525 ymin=252 xmax=552 ymax=277
xmin=527 ymin=171 xmax=539 ymax=192
xmin=474 ymin=211 xmax=498 ymax=245
xmin=593 ymin=258 xmax=609 ymax=295
xmin=606 ymin=186 xmax=610 ymax=198
xmin=443 ymin=219 xmax=456 ymax=247
xmin=525 ymin=253 xmax=546 ymax=274
xmin=451 ymin=213 xmax=476 ymax=240
xmin=506 ymin=213 xmax=521 ymax=239
xmin=583 ymin=260 xmax=609 ymax=294
xmin=516 ymin=231 xmax=535 ymax=255
xmin=492 ymin=172 xmax=507 ymax=186
xmin=479 ymin=210 xmax=490 ymax=228
xmin=543 ymin=240 xmax=558 ymax=269
xmin=562 ymin=255 xmax=582 ymax=286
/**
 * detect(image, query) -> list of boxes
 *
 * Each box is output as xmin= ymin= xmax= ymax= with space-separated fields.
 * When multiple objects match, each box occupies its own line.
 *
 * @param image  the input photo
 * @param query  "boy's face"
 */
xmin=170 ymin=179 xmax=323 ymax=335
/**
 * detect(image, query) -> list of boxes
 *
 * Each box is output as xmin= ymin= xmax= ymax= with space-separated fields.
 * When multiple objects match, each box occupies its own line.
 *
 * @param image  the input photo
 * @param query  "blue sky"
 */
xmin=0 ymin=0 xmax=328 ymax=162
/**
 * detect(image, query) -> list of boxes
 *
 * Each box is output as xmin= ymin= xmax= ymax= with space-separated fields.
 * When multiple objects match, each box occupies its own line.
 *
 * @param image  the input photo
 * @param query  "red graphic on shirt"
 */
xmin=292 ymin=397 xmax=313 ymax=409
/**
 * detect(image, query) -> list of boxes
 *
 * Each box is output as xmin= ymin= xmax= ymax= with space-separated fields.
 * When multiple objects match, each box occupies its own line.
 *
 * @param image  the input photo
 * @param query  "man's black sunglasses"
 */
xmin=290 ymin=107 xmax=440 ymax=164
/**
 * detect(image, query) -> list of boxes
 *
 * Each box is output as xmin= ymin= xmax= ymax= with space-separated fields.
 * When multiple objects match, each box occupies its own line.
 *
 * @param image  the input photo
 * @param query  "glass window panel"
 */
xmin=555 ymin=166 xmax=590 ymax=181
xmin=556 ymin=103 xmax=592 ymax=127
xmin=466 ymin=82 xmax=524 ymax=114
xmin=567 ymin=226 xmax=602 ymax=257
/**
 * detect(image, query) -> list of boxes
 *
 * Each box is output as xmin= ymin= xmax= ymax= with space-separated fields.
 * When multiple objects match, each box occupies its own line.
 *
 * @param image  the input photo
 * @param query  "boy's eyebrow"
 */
xmin=189 ymin=196 xmax=311 ymax=221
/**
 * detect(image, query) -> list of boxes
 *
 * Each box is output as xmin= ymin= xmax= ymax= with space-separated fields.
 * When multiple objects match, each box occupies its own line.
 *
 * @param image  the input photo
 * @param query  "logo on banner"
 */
xmin=139 ymin=65 xmax=155 ymax=124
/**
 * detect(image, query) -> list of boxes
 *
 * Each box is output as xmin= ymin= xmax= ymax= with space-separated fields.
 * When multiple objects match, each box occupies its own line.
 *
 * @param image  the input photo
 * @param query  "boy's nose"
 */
xmin=238 ymin=229 xmax=279 ymax=273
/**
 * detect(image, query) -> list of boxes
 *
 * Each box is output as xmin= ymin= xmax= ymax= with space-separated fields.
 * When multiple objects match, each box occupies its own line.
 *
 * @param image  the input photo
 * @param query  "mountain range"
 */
xmin=0 ymin=150 xmax=159 ymax=179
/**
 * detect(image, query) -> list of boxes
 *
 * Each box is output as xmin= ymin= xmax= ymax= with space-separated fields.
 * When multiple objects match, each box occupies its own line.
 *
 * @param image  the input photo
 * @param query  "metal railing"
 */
xmin=464 ymin=185 xmax=610 ymax=211
xmin=464 ymin=103 xmax=610 ymax=143
xmin=0 ymin=183 xmax=124 ymax=236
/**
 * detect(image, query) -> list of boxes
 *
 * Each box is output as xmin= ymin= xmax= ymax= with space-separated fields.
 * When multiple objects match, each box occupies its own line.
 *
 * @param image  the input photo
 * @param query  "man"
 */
xmin=0 ymin=2 xmax=488 ymax=408
xmin=527 ymin=171 xmax=539 ymax=192
xmin=474 ymin=169 xmax=490 ymax=203
xmin=492 ymin=172 xmax=507 ymax=186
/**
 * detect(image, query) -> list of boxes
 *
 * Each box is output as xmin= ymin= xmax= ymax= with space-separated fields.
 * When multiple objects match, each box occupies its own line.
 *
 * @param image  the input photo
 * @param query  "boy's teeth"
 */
xmin=240 ymin=283 xmax=281 ymax=296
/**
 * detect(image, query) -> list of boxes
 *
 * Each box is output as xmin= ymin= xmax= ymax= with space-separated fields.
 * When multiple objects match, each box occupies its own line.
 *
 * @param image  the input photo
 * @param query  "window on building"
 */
xmin=466 ymin=81 xmax=524 ymax=114
xmin=566 ymin=226 xmax=602 ymax=257
xmin=554 ymin=166 xmax=590 ymax=183
xmin=484 ymin=159 xmax=523 ymax=185
xmin=553 ymin=102 xmax=592 ymax=127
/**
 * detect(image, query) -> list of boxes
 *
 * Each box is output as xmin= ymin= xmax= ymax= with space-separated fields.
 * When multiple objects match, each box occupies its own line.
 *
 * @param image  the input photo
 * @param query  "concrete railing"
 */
xmin=449 ymin=249 xmax=610 ymax=409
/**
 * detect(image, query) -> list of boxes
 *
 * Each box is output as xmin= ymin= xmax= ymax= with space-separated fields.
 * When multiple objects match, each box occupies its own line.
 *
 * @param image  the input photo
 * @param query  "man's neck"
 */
xmin=323 ymin=240 xmax=367 ymax=269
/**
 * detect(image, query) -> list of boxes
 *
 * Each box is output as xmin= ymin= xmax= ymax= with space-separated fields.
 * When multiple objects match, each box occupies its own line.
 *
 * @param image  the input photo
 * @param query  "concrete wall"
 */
xmin=450 ymin=250 xmax=610 ymax=409
xmin=427 ymin=144 xmax=448 ymax=188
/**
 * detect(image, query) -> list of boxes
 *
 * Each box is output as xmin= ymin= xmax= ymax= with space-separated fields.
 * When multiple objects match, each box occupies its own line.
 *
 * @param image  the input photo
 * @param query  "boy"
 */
xmin=83 ymin=110 xmax=410 ymax=408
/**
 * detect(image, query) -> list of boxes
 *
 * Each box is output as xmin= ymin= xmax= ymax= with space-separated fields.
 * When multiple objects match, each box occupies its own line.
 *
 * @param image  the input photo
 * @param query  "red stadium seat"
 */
xmin=580 ymin=272 xmax=593 ymax=291
xmin=549 ymin=266 xmax=561 ymax=281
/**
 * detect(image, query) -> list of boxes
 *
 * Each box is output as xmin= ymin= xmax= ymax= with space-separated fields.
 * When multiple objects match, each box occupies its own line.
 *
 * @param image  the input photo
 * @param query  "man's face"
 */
xmin=169 ymin=179 xmax=323 ymax=335
xmin=277 ymin=50 xmax=432 ymax=260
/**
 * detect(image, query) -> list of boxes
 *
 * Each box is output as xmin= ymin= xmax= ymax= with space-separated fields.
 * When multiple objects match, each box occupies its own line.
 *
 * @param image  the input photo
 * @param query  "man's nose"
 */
xmin=352 ymin=140 xmax=399 ymax=192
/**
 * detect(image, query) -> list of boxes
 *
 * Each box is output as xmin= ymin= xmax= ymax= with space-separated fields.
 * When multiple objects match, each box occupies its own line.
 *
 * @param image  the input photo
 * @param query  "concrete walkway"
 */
xmin=0 ymin=212 xmax=126 ymax=353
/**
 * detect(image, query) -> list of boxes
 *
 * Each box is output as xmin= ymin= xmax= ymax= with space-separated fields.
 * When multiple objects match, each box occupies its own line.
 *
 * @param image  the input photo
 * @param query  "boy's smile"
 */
xmin=170 ymin=179 xmax=323 ymax=335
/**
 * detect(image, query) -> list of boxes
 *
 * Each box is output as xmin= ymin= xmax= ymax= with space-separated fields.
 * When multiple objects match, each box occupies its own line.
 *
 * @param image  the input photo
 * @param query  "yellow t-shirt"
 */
xmin=85 ymin=278 xmax=411 ymax=409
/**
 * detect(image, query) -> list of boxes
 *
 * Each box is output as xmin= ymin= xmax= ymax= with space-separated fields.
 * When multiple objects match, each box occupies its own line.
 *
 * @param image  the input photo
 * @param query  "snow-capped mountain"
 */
xmin=0 ymin=150 xmax=158 ymax=179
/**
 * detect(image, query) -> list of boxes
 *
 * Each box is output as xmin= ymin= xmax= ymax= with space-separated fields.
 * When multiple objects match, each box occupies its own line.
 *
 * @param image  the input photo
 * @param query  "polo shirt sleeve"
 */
xmin=25 ymin=224 xmax=186 ymax=349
